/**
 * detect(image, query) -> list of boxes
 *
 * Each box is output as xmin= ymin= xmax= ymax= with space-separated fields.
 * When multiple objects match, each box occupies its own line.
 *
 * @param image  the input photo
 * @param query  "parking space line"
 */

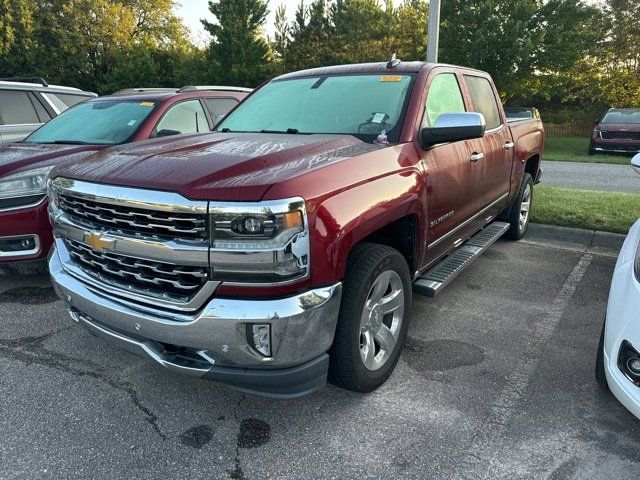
xmin=457 ymin=253 xmax=593 ymax=479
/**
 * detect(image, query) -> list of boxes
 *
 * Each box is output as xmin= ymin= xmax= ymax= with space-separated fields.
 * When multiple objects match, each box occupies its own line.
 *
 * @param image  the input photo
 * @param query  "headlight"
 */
xmin=0 ymin=166 xmax=54 ymax=199
xmin=209 ymin=198 xmax=310 ymax=284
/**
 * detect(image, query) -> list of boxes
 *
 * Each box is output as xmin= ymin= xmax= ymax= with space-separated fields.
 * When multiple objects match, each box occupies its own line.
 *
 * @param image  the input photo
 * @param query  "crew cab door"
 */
xmin=462 ymin=74 xmax=512 ymax=212
xmin=419 ymin=71 xmax=481 ymax=253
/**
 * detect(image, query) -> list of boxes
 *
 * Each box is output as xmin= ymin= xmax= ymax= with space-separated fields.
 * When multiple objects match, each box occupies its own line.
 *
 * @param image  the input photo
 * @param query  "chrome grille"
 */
xmin=58 ymin=194 xmax=208 ymax=240
xmin=66 ymin=239 xmax=208 ymax=301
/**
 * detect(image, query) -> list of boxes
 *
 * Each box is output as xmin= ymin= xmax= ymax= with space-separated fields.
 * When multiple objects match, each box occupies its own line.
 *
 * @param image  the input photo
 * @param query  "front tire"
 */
xmin=329 ymin=243 xmax=412 ymax=392
xmin=505 ymin=173 xmax=533 ymax=240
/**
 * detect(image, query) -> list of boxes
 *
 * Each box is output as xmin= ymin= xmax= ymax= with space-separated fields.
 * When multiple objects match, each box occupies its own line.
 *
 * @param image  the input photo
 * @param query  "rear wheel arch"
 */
xmin=524 ymin=154 xmax=540 ymax=182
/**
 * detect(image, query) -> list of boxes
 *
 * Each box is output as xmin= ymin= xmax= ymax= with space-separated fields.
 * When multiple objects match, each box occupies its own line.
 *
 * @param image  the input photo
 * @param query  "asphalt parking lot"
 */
xmin=2 ymin=239 xmax=639 ymax=480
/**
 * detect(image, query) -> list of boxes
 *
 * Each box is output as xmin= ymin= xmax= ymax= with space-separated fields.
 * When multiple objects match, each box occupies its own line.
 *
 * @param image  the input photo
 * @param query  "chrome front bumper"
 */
xmin=49 ymin=244 xmax=342 ymax=397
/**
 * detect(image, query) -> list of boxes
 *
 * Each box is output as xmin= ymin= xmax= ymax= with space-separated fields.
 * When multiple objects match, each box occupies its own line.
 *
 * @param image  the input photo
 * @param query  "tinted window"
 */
xmin=204 ymin=97 xmax=239 ymax=119
xmin=29 ymin=93 xmax=52 ymax=122
xmin=602 ymin=111 xmax=640 ymax=124
xmin=155 ymin=100 xmax=209 ymax=136
xmin=53 ymin=93 xmax=91 ymax=108
xmin=464 ymin=75 xmax=502 ymax=130
xmin=217 ymin=74 xmax=414 ymax=143
xmin=0 ymin=91 xmax=40 ymax=125
xmin=424 ymin=73 xmax=466 ymax=126
xmin=26 ymin=100 xmax=157 ymax=145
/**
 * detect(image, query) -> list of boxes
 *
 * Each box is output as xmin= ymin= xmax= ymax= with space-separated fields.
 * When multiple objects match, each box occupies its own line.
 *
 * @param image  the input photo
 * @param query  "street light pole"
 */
xmin=427 ymin=0 xmax=441 ymax=63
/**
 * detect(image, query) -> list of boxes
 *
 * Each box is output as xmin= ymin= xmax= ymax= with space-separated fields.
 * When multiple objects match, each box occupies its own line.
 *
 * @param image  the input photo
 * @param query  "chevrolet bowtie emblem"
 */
xmin=83 ymin=232 xmax=115 ymax=252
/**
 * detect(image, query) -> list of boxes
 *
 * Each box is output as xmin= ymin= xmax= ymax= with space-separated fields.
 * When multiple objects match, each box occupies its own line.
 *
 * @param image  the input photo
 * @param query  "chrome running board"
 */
xmin=414 ymin=221 xmax=510 ymax=297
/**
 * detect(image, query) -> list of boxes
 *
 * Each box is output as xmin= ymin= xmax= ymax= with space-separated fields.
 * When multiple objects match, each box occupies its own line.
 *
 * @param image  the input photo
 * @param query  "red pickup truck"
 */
xmin=48 ymin=61 xmax=544 ymax=397
xmin=0 ymin=87 xmax=249 ymax=268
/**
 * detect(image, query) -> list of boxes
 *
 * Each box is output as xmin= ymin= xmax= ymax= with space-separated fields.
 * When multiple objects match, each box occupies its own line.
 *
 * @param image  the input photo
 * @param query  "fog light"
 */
xmin=617 ymin=340 xmax=640 ymax=384
xmin=249 ymin=324 xmax=271 ymax=357
xmin=627 ymin=358 xmax=640 ymax=375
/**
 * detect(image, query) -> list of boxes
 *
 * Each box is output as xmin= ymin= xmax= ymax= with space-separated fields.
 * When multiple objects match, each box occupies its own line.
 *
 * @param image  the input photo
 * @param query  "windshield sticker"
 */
xmin=372 ymin=113 xmax=386 ymax=124
xmin=380 ymin=75 xmax=403 ymax=82
xmin=139 ymin=102 xmax=154 ymax=107
xmin=127 ymin=120 xmax=137 ymax=126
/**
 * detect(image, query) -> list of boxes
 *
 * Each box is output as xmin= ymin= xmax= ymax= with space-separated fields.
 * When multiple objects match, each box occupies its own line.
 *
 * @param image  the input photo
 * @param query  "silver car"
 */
xmin=0 ymin=77 xmax=96 ymax=143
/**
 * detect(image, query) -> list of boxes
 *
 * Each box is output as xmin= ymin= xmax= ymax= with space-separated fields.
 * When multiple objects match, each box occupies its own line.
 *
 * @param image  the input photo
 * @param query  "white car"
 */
xmin=596 ymin=153 xmax=640 ymax=417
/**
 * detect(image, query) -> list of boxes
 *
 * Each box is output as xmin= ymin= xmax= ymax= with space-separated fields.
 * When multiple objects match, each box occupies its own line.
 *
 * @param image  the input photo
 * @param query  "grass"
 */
xmin=532 ymin=185 xmax=640 ymax=234
xmin=544 ymin=136 xmax=632 ymax=165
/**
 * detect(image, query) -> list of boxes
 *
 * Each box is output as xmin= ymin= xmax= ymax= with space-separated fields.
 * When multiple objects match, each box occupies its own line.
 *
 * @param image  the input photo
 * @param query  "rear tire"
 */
xmin=595 ymin=319 xmax=608 ymax=390
xmin=505 ymin=173 xmax=533 ymax=240
xmin=329 ymin=243 xmax=412 ymax=392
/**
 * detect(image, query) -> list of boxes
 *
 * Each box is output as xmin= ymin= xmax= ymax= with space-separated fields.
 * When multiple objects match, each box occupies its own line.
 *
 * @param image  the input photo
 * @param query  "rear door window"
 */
xmin=464 ymin=75 xmax=502 ymax=130
xmin=424 ymin=73 xmax=466 ymax=127
xmin=154 ymin=100 xmax=209 ymax=136
xmin=0 ymin=91 xmax=41 ymax=125
xmin=203 ymin=97 xmax=239 ymax=119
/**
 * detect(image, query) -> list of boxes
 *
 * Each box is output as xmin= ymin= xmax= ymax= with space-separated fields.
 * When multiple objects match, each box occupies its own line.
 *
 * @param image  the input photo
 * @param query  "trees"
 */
xmin=0 ymin=0 xmax=191 ymax=93
xmin=202 ymin=0 xmax=271 ymax=86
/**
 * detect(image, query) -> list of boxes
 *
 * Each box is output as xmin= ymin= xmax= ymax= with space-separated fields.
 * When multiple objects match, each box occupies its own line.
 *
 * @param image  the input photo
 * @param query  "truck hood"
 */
xmin=51 ymin=132 xmax=379 ymax=201
xmin=0 ymin=142 xmax=106 ymax=178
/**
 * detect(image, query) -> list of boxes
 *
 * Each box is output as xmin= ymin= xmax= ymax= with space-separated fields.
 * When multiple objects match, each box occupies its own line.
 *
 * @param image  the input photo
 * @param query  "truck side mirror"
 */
xmin=632 ymin=153 xmax=640 ymax=175
xmin=420 ymin=112 xmax=486 ymax=149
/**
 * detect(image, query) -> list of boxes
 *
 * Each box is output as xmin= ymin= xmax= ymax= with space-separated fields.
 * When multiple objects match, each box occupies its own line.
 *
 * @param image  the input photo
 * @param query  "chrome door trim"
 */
xmin=427 ymin=193 xmax=509 ymax=249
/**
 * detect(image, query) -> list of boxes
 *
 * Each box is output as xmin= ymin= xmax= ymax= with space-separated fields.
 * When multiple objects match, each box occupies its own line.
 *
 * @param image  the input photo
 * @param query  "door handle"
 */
xmin=504 ymin=142 xmax=515 ymax=150
xmin=470 ymin=152 xmax=484 ymax=163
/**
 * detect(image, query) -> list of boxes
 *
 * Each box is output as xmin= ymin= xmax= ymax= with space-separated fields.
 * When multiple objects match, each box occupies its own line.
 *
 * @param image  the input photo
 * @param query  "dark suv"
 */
xmin=590 ymin=108 xmax=640 ymax=155
xmin=0 ymin=77 xmax=96 ymax=143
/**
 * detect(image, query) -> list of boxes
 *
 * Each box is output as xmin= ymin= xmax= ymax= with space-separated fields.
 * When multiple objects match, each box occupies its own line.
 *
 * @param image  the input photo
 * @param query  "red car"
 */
xmin=0 ymin=86 xmax=250 ymax=267
xmin=590 ymin=108 xmax=640 ymax=155
xmin=48 ymin=61 xmax=544 ymax=397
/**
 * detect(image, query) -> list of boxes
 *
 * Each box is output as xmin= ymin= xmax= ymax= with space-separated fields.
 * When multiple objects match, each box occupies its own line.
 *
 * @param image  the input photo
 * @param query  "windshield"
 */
xmin=216 ymin=73 xmax=415 ymax=143
xmin=25 ymin=100 xmax=157 ymax=145
xmin=602 ymin=110 xmax=640 ymax=124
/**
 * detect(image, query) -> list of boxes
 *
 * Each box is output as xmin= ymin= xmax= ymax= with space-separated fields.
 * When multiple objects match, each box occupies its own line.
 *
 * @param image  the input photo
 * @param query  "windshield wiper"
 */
xmin=260 ymin=128 xmax=301 ymax=134
xmin=51 ymin=140 xmax=92 ymax=145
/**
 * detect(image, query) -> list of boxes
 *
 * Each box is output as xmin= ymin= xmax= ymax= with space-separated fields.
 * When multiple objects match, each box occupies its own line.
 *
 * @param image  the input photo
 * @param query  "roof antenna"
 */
xmin=386 ymin=52 xmax=401 ymax=68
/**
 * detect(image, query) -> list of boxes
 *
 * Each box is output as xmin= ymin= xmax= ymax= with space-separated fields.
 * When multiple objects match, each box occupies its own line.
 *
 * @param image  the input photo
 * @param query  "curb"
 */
xmin=521 ymin=223 xmax=626 ymax=257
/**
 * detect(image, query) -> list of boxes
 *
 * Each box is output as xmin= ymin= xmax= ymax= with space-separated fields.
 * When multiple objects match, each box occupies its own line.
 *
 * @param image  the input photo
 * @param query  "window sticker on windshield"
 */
xmin=380 ymin=75 xmax=403 ymax=82
xmin=127 ymin=120 xmax=137 ymax=126
xmin=140 ymin=102 xmax=154 ymax=107
xmin=372 ymin=113 xmax=386 ymax=124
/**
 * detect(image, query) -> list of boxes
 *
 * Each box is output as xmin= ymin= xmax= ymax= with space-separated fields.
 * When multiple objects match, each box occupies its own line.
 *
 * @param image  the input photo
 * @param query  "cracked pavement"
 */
xmin=1 ymin=240 xmax=640 ymax=479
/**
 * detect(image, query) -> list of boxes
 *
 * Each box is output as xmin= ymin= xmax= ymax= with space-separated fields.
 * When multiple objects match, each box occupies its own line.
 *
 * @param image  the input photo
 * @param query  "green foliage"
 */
xmin=533 ymin=185 xmax=640 ymax=234
xmin=543 ymin=137 xmax=629 ymax=165
xmin=0 ymin=0 xmax=192 ymax=93
xmin=0 ymin=0 xmax=637 ymax=116
xmin=202 ymin=0 xmax=271 ymax=86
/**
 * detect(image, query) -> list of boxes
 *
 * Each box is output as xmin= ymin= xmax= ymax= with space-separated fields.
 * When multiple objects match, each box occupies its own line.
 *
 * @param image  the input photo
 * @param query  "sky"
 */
xmin=175 ymin=0 xmax=307 ymax=45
